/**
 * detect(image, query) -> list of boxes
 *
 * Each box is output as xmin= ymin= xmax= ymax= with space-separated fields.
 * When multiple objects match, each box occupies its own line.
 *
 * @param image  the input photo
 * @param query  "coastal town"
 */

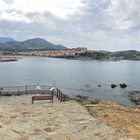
xmin=17 ymin=47 xmax=89 ymax=58
xmin=0 ymin=47 xmax=129 ymax=61
xmin=0 ymin=51 xmax=17 ymax=62
xmin=0 ymin=47 xmax=92 ymax=60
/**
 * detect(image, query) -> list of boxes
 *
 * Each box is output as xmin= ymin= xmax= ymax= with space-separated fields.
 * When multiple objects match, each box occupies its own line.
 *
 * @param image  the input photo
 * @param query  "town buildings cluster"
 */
xmin=0 ymin=51 xmax=3 ymax=59
xmin=18 ymin=47 xmax=90 ymax=58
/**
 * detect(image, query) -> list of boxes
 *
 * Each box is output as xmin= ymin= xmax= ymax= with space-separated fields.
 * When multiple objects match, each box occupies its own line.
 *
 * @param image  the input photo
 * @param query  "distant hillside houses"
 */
xmin=72 ymin=47 xmax=88 ymax=51
xmin=0 ymin=51 xmax=3 ymax=58
xmin=18 ymin=47 xmax=89 ymax=58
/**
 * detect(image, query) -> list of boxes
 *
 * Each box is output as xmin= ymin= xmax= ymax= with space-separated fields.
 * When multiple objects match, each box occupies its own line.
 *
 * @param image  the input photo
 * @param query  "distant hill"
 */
xmin=0 ymin=37 xmax=15 ymax=44
xmin=108 ymin=50 xmax=140 ymax=60
xmin=79 ymin=50 xmax=140 ymax=60
xmin=0 ymin=38 xmax=67 ymax=51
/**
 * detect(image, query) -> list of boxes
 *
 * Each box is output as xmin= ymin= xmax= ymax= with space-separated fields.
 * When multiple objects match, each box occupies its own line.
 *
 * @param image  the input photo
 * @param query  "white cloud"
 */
xmin=106 ymin=0 xmax=140 ymax=30
xmin=3 ymin=0 xmax=13 ymax=4
xmin=0 ymin=0 xmax=9 ymax=10
xmin=0 ymin=10 xmax=30 ymax=22
xmin=0 ymin=0 xmax=84 ymax=19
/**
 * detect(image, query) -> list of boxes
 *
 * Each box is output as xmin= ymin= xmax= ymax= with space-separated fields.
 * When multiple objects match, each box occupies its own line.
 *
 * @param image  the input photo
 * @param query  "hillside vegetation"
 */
xmin=0 ymin=38 xmax=67 ymax=51
xmin=79 ymin=50 xmax=140 ymax=60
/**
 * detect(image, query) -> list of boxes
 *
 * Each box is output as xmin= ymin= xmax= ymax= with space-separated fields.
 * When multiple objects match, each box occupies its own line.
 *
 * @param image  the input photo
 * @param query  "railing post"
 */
xmin=18 ymin=86 xmax=19 ymax=95
xmin=56 ymin=88 xmax=58 ymax=97
xmin=52 ymin=90 xmax=54 ymax=103
xmin=60 ymin=92 xmax=63 ymax=102
xmin=63 ymin=94 xmax=65 ymax=102
xmin=25 ymin=85 xmax=27 ymax=94
xmin=60 ymin=92 xmax=61 ymax=102
xmin=59 ymin=90 xmax=61 ymax=100
xmin=58 ymin=90 xmax=60 ymax=100
xmin=32 ymin=97 xmax=34 ymax=104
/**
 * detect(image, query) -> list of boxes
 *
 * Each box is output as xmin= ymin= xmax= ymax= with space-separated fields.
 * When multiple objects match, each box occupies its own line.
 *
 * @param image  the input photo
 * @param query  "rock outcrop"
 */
xmin=129 ymin=91 xmax=140 ymax=105
xmin=85 ymin=99 xmax=140 ymax=140
xmin=111 ymin=84 xmax=117 ymax=89
xmin=120 ymin=83 xmax=127 ymax=88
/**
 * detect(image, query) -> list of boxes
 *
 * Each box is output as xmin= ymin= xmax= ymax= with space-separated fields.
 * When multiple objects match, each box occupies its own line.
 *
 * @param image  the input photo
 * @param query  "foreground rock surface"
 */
xmin=85 ymin=100 xmax=140 ymax=140
xmin=0 ymin=96 xmax=135 ymax=140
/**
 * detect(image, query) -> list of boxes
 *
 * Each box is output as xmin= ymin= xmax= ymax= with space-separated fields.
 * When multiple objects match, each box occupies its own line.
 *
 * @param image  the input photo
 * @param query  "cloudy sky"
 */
xmin=0 ymin=0 xmax=140 ymax=51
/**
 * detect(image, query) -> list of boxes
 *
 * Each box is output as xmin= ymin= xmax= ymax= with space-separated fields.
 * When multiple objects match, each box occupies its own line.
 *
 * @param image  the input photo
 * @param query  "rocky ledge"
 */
xmin=85 ymin=100 xmax=140 ymax=140
xmin=128 ymin=91 xmax=140 ymax=105
xmin=0 ymin=97 xmax=135 ymax=140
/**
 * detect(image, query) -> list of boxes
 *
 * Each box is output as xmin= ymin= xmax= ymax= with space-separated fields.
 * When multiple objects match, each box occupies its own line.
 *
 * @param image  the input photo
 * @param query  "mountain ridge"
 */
xmin=0 ymin=37 xmax=67 ymax=51
xmin=0 ymin=37 xmax=15 ymax=44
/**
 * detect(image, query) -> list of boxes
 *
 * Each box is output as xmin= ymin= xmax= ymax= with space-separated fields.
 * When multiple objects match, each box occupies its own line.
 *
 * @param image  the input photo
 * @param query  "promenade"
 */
xmin=0 ymin=95 xmax=135 ymax=140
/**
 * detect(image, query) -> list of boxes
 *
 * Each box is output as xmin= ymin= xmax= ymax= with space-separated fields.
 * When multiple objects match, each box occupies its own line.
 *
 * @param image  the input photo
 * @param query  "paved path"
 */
xmin=0 ymin=95 xmax=135 ymax=140
xmin=0 ymin=94 xmax=60 ymax=105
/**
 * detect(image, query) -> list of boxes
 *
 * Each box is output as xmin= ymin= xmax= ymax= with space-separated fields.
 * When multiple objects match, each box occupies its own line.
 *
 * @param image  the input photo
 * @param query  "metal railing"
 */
xmin=0 ymin=85 xmax=66 ymax=102
xmin=56 ymin=88 xmax=66 ymax=102
xmin=0 ymin=84 xmax=52 ymax=96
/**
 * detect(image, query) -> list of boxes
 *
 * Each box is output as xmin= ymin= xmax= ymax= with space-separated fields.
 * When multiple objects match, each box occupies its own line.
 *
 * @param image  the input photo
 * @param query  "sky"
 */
xmin=0 ymin=0 xmax=140 ymax=51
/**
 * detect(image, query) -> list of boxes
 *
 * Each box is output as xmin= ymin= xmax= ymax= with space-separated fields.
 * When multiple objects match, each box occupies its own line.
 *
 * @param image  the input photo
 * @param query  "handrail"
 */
xmin=56 ymin=88 xmax=65 ymax=102
xmin=0 ymin=85 xmax=66 ymax=102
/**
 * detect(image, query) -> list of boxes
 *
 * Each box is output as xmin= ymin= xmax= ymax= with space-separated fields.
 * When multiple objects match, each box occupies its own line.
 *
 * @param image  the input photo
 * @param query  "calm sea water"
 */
xmin=0 ymin=56 xmax=140 ymax=106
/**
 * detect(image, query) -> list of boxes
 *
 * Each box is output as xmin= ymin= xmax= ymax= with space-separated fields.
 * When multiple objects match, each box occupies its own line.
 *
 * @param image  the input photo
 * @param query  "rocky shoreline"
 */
xmin=84 ymin=99 xmax=140 ymax=140
xmin=128 ymin=91 xmax=140 ymax=105
xmin=0 ymin=56 xmax=17 ymax=62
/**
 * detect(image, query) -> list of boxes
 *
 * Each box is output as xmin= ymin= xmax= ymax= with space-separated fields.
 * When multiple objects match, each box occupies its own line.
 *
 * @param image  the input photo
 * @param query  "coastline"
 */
xmin=11 ymin=54 xmax=125 ymax=61
xmin=0 ymin=59 xmax=17 ymax=62
xmin=0 ymin=56 xmax=18 ymax=62
xmin=2 ymin=53 xmax=140 ymax=62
